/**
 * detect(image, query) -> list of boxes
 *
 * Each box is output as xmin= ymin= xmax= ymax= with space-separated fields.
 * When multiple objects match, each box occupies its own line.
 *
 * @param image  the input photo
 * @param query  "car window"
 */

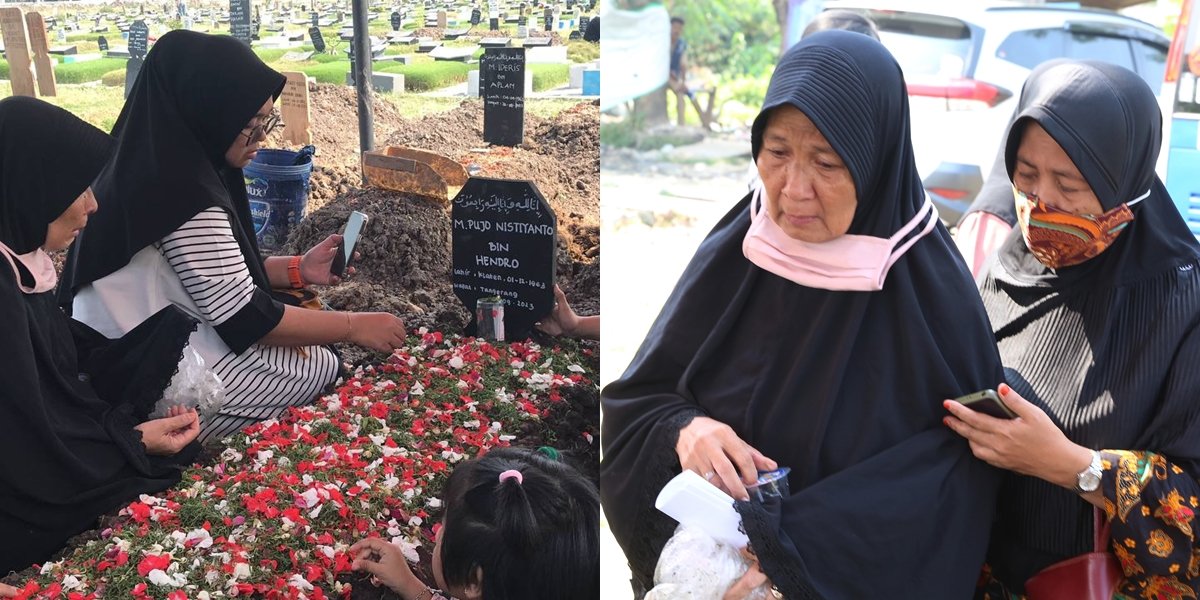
xmin=1132 ymin=39 xmax=1167 ymax=93
xmin=1067 ymin=31 xmax=1135 ymax=71
xmin=871 ymin=11 xmax=973 ymax=78
xmin=996 ymin=28 xmax=1067 ymax=70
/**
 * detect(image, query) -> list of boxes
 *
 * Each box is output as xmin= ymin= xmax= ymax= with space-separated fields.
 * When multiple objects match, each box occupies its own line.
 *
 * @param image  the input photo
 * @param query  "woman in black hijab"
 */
xmin=601 ymin=31 xmax=1005 ymax=599
xmin=58 ymin=31 xmax=407 ymax=443
xmin=0 ymin=97 xmax=201 ymax=577
xmin=944 ymin=61 xmax=1200 ymax=597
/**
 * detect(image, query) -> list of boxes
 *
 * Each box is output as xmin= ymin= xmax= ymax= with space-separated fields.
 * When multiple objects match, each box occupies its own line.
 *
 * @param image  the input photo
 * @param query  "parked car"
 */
xmin=824 ymin=0 xmax=1170 ymax=224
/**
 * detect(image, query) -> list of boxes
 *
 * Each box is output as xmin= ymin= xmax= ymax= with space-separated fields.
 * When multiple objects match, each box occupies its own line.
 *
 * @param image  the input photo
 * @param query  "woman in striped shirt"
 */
xmin=59 ymin=31 xmax=407 ymax=444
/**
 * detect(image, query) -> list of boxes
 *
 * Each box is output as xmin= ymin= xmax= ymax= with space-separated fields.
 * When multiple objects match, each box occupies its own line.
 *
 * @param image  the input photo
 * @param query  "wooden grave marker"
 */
xmin=0 ymin=8 xmax=37 ymax=98
xmin=279 ymin=71 xmax=312 ymax=145
xmin=25 ymin=12 xmax=55 ymax=97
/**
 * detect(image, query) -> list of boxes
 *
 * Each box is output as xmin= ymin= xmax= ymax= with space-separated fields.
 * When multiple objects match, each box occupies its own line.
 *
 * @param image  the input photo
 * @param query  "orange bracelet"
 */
xmin=287 ymin=255 xmax=306 ymax=289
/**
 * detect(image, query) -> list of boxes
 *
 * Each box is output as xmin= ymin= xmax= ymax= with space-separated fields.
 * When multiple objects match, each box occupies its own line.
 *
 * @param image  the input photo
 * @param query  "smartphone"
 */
xmin=331 ymin=211 xmax=368 ymax=277
xmin=955 ymin=389 xmax=1016 ymax=420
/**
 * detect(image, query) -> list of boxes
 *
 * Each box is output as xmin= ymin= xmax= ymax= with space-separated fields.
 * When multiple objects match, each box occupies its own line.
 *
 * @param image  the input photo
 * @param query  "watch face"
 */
xmin=1079 ymin=470 xmax=1102 ymax=492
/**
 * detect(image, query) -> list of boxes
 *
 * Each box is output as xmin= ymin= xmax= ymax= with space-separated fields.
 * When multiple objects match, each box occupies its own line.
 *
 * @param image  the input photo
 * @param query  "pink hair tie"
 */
xmin=498 ymin=469 xmax=523 ymax=485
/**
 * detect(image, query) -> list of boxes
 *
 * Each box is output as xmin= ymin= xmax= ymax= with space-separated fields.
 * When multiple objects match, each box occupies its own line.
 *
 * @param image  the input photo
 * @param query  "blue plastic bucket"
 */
xmin=243 ymin=146 xmax=315 ymax=253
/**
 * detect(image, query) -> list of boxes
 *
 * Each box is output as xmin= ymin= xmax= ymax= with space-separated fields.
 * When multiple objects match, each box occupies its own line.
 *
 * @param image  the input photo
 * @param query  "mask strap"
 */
xmin=749 ymin=181 xmax=765 ymax=222
xmin=883 ymin=197 xmax=937 ymax=273
xmin=1125 ymin=188 xmax=1151 ymax=208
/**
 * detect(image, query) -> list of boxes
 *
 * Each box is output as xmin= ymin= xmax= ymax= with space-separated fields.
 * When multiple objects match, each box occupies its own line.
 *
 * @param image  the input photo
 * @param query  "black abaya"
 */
xmin=600 ymin=32 xmax=1006 ymax=599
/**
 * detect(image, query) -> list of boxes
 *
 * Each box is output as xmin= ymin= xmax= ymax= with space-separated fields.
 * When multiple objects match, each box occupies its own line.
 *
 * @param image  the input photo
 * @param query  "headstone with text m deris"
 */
xmin=229 ymin=0 xmax=252 ymax=44
xmin=451 ymin=177 xmax=556 ymax=340
xmin=128 ymin=19 xmax=149 ymax=58
xmin=480 ymin=46 xmax=525 ymax=147
xmin=0 ymin=8 xmax=37 ymax=98
xmin=25 ymin=12 xmax=55 ymax=97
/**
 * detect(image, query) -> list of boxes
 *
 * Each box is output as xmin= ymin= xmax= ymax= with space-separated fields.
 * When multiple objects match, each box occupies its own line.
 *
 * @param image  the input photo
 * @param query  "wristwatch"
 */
xmin=1074 ymin=449 xmax=1103 ymax=494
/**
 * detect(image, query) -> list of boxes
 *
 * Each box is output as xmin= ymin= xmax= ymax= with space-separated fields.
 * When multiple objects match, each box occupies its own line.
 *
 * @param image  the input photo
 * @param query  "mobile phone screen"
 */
xmin=331 ymin=211 xmax=368 ymax=278
xmin=341 ymin=211 xmax=367 ymax=267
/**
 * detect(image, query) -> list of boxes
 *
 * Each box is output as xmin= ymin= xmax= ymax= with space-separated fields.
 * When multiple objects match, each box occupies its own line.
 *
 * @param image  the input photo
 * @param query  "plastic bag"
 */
xmin=151 ymin=347 xmax=226 ymax=419
xmin=645 ymin=525 xmax=769 ymax=600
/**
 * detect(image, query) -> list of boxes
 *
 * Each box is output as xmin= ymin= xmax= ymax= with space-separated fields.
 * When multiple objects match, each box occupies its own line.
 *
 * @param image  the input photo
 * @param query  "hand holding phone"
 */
xmin=954 ymin=389 xmax=1017 ymax=419
xmin=332 ymin=211 xmax=368 ymax=278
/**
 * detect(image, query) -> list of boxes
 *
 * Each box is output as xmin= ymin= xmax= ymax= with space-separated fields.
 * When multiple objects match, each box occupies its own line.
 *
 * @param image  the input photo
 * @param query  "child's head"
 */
xmin=433 ymin=447 xmax=599 ymax=600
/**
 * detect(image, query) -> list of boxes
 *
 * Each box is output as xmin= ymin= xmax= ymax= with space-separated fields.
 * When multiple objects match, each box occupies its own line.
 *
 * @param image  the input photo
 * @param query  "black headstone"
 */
xmin=97 ymin=35 xmax=109 ymax=52
xmin=128 ymin=20 xmax=149 ymax=59
xmin=578 ymin=15 xmax=589 ymax=32
xmin=230 ymin=0 xmax=253 ymax=44
xmin=451 ymin=177 xmax=556 ymax=340
xmin=568 ymin=29 xmax=580 ymax=40
xmin=543 ymin=7 xmax=552 ymax=31
xmin=390 ymin=10 xmax=401 ymax=30
xmin=489 ymin=16 xmax=498 ymax=31
xmin=125 ymin=57 xmax=144 ymax=100
xmin=308 ymin=25 xmax=326 ymax=52
xmin=311 ymin=10 xmax=319 ymax=27
xmin=481 ymin=47 xmax=525 ymax=147
xmin=471 ymin=8 xmax=481 ymax=25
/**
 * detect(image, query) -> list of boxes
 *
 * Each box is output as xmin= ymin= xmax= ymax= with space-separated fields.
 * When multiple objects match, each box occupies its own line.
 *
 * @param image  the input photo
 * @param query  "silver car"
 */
xmin=825 ymin=0 xmax=1169 ymax=224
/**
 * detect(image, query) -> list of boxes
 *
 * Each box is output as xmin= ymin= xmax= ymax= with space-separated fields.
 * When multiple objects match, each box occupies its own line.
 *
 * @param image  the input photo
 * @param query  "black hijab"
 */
xmin=0 ymin=98 xmax=197 ymax=574
xmin=979 ymin=61 xmax=1200 ymax=589
xmin=59 ymin=30 xmax=287 ymax=307
xmin=600 ymin=31 xmax=1005 ymax=599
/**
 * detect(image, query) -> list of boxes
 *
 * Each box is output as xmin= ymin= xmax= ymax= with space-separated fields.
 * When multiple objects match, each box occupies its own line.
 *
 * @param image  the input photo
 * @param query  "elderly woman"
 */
xmin=944 ymin=60 xmax=1200 ymax=597
xmin=601 ymin=31 xmax=1006 ymax=599
xmin=0 ymin=97 xmax=201 ymax=578
xmin=58 ymin=31 xmax=408 ymax=443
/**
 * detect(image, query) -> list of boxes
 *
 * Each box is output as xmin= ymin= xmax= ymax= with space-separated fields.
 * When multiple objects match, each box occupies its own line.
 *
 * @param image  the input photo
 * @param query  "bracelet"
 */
xmin=287 ymin=256 xmax=306 ymax=289
xmin=344 ymin=312 xmax=354 ymax=342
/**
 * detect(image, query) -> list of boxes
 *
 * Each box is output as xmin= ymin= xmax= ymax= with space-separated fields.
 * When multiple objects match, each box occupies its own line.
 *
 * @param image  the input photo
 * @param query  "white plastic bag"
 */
xmin=598 ymin=0 xmax=670 ymax=112
xmin=151 ymin=347 xmax=226 ymax=419
xmin=645 ymin=525 xmax=769 ymax=600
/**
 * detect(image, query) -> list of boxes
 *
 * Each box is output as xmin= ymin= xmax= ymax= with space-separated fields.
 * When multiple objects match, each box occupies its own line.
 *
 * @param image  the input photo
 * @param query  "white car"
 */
xmin=824 ymin=0 xmax=1169 ymax=224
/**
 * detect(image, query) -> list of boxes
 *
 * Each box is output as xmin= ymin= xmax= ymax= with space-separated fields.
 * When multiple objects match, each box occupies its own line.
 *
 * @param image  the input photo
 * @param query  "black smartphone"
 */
xmin=331 ymin=211 xmax=368 ymax=278
xmin=955 ymin=389 xmax=1016 ymax=420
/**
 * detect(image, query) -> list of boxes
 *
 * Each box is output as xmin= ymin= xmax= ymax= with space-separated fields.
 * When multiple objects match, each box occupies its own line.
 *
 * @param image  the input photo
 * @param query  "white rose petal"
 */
xmin=568 ymin=364 xmax=585 ymax=373
xmin=288 ymin=574 xmax=314 ymax=591
xmin=61 ymin=575 xmax=82 ymax=591
xmin=448 ymin=356 xmax=465 ymax=370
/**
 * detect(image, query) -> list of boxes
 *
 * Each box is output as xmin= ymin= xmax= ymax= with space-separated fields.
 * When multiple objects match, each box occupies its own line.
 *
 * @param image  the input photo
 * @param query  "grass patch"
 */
xmin=0 ymin=81 xmax=124 ymax=131
xmin=100 ymin=69 xmax=125 ymax=87
xmin=372 ymin=61 xmax=471 ymax=92
xmin=567 ymin=40 xmax=599 ymax=64
xmin=55 ymin=58 xmax=127 ymax=83
xmin=294 ymin=61 xmax=348 ymax=84
xmin=530 ymin=63 xmax=569 ymax=91
xmin=601 ymin=114 xmax=698 ymax=150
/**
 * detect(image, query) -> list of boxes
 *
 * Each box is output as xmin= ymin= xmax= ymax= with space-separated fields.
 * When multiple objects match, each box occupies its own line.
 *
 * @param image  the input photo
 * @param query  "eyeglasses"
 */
xmin=239 ymin=111 xmax=282 ymax=146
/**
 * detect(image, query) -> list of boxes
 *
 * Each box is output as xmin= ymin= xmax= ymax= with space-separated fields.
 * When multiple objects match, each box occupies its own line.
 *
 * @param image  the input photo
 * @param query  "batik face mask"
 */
xmin=742 ymin=183 xmax=937 ymax=291
xmin=1013 ymin=187 xmax=1147 ymax=269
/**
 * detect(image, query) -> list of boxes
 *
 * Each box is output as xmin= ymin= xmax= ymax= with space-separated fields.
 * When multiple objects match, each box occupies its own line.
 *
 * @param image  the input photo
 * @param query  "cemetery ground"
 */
xmin=0 ymin=36 xmax=598 ymax=600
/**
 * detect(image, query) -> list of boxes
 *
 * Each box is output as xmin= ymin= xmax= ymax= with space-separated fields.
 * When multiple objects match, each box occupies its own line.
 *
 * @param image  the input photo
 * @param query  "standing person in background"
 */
xmin=668 ymin=16 xmax=704 ymax=127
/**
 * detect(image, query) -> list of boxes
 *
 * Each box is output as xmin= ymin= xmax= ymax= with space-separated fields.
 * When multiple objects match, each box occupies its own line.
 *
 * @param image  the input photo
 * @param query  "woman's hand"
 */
xmin=676 ymin=416 xmax=777 ymax=501
xmin=347 ymin=313 xmax=406 ymax=353
xmin=943 ymin=383 xmax=1093 ymax=488
xmin=722 ymin=548 xmax=774 ymax=600
xmin=350 ymin=537 xmax=426 ymax=598
xmin=535 ymin=285 xmax=580 ymax=336
xmin=0 ymin=582 xmax=20 ymax=598
xmin=300 ymin=234 xmax=359 ymax=286
xmin=135 ymin=408 xmax=200 ymax=456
